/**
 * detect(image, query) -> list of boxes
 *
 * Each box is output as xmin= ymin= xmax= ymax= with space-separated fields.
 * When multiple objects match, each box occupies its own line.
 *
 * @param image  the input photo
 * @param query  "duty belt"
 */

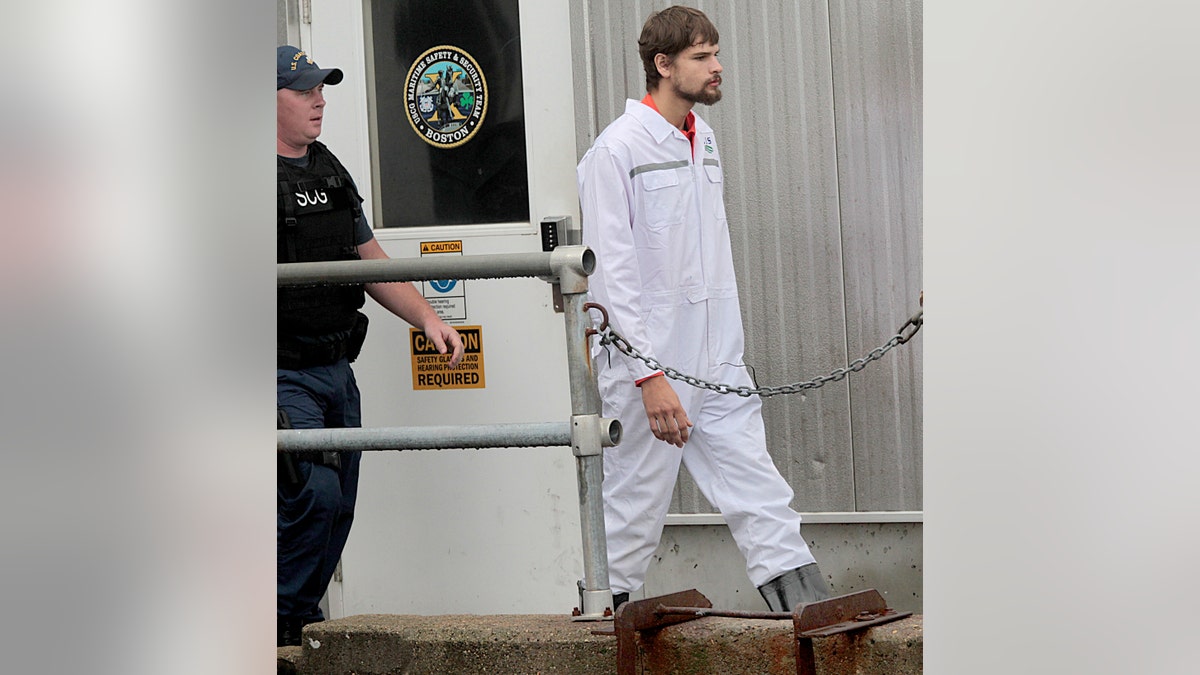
xmin=278 ymin=313 xmax=368 ymax=370
xmin=277 ymin=336 xmax=351 ymax=370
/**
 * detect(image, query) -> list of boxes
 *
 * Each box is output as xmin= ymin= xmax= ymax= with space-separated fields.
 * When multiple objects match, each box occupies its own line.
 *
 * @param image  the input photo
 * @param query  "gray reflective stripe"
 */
xmin=703 ymin=158 xmax=720 ymax=167
xmin=629 ymin=160 xmax=689 ymax=179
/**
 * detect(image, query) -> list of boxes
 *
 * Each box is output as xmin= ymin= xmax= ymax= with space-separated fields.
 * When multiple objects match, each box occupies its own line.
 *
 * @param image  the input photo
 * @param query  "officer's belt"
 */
xmin=277 ymin=335 xmax=352 ymax=370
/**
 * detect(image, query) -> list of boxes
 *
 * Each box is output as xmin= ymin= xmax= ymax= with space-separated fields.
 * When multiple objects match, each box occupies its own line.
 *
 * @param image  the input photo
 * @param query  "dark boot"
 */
xmin=277 ymin=616 xmax=304 ymax=647
xmin=612 ymin=592 xmax=629 ymax=611
xmin=757 ymin=563 xmax=832 ymax=612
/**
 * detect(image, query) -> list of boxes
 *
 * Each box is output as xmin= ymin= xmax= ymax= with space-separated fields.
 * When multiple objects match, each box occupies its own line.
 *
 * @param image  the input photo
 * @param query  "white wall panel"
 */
xmin=830 ymin=0 xmax=923 ymax=510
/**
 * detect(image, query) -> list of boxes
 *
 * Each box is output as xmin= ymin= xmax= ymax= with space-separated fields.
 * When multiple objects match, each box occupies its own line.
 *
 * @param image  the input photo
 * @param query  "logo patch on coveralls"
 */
xmin=404 ymin=45 xmax=488 ymax=149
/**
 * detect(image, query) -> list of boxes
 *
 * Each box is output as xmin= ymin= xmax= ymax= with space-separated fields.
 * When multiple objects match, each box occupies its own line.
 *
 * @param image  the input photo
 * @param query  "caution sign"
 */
xmin=420 ymin=240 xmax=467 ymax=323
xmin=411 ymin=325 xmax=485 ymax=390
xmin=420 ymin=240 xmax=462 ymax=254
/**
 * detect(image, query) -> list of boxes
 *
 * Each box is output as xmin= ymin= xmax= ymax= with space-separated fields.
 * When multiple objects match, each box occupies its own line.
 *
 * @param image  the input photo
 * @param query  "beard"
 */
xmin=674 ymin=77 xmax=722 ymax=106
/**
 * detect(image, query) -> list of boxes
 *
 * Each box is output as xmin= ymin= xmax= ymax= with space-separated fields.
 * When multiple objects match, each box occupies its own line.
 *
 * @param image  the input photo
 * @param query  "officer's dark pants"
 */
xmin=277 ymin=360 xmax=362 ymax=626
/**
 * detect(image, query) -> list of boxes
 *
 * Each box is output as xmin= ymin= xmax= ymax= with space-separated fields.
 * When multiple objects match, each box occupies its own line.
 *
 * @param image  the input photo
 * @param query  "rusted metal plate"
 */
xmin=791 ymin=589 xmax=912 ymax=675
xmin=798 ymin=608 xmax=912 ymax=637
xmin=616 ymin=589 xmax=712 ymax=631
xmin=792 ymin=589 xmax=888 ymax=633
xmin=615 ymin=589 xmax=711 ymax=675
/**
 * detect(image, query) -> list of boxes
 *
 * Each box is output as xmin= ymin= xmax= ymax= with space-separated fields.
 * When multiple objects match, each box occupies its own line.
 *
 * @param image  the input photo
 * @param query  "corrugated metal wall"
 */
xmin=570 ymin=0 xmax=922 ymax=513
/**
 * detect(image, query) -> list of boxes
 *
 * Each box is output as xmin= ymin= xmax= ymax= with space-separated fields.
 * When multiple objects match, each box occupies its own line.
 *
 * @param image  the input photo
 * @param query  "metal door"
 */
xmin=300 ymin=0 xmax=584 ymax=616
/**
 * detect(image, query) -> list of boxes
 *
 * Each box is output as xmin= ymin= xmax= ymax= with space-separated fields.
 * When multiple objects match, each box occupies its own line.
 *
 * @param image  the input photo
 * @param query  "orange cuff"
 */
xmin=635 ymin=371 xmax=665 ymax=387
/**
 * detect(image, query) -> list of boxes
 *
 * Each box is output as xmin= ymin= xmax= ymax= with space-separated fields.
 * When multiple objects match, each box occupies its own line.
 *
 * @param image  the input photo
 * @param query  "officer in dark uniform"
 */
xmin=276 ymin=45 xmax=464 ymax=647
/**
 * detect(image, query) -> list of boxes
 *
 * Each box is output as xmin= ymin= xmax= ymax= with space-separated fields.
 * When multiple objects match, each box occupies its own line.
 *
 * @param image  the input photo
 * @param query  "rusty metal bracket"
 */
xmin=594 ymin=588 xmax=910 ymax=675
xmin=603 ymin=589 xmax=713 ymax=675
xmin=792 ymin=589 xmax=912 ymax=675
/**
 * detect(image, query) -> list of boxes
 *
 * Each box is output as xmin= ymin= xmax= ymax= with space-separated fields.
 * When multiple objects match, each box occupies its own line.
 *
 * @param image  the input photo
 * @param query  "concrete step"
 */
xmin=279 ymin=613 xmax=922 ymax=674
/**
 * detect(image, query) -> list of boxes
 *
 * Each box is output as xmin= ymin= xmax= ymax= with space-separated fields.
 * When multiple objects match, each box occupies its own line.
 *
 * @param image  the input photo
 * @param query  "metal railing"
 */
xmin=277 ymin=244 xmax=621 ymax=620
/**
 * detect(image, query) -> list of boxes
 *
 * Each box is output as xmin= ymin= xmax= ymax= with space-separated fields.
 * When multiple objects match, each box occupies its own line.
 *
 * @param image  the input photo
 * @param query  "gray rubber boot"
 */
xmin=757 ymin=563 xmax=833 ymax=612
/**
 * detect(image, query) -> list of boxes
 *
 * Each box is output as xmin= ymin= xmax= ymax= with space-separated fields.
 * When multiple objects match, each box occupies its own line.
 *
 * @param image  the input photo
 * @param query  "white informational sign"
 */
xmin=419 ymin=240 xmax=467 ymax=322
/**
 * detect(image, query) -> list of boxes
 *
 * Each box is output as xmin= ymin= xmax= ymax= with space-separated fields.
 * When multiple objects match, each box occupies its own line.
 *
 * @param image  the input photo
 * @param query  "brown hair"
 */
xmin=637 ymin=5 xmax=720 ymax=91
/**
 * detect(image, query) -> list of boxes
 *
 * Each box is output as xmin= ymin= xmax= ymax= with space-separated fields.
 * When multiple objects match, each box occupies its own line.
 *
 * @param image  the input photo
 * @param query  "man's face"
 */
xmin=276 ymin=84 xmax=326 ymax=152
xmin=668 ymin=41 xmax=723 ymax=105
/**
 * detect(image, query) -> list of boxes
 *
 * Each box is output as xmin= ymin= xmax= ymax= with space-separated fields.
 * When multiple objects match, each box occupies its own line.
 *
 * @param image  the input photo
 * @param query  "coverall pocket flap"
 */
xmin=641 ymin=170 xmax=680 ymax=191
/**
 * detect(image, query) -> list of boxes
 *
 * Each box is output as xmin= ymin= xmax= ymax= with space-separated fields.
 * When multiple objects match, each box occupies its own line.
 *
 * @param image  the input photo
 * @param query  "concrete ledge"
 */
xmin=297 ymin=614 xmax=617 ymax=675
xmin=276 ymin=646 xmax=301 ymax=675
xmin=285 ymin=613 xmax=922 ymax=674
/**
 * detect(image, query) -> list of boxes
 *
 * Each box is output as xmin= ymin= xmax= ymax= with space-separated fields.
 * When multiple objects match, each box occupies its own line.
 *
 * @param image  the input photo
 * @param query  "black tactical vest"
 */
xmin=277 ymin=141 xmax=366 ymax=337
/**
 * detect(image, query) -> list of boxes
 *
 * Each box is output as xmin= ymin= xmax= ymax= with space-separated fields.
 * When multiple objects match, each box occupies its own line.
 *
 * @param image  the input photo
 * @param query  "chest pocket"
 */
xmin=638 ymin=168 xmax=686 ymax=230
xmin=703 ymin=159 xmax=722 ymax=183
xmin=702 ymin=159 xmax=727 ymax=221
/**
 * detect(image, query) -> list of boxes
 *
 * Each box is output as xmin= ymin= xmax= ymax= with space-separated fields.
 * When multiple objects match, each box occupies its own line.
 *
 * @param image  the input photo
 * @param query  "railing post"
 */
xmin=555 ymin=247 xmax=617 ymax=620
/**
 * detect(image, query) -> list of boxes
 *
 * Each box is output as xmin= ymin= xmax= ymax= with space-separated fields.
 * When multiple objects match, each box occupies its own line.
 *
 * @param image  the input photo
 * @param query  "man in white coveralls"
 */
xmin=577 ymin=5 xmax=833 ymax=611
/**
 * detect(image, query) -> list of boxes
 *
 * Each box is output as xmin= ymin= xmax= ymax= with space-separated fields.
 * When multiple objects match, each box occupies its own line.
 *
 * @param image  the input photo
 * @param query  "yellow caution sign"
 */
xmin=411 ymin=325 xmax=485 ymax=390
xmin=420 ymin=240 xmax=463 ymax=254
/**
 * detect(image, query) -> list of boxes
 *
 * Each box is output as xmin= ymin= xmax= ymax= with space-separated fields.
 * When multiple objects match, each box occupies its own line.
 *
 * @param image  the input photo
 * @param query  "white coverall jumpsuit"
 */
xmin=577 ymin=99 xmax=818 ymax=595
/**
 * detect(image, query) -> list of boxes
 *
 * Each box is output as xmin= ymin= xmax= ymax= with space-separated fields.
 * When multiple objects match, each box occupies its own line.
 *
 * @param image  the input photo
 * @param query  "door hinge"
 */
xmin=301 ymin=0 xmax=312 ymax=25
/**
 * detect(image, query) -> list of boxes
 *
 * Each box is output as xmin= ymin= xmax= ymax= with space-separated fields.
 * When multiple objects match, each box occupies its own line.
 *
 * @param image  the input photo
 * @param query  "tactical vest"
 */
xmin=277 ymin=141 xmax=366 ymax=337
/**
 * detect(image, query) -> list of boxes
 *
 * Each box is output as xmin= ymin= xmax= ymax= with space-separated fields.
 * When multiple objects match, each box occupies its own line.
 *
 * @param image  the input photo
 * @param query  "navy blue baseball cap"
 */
xmin=277 ymin=45 xmax=344 ymax=90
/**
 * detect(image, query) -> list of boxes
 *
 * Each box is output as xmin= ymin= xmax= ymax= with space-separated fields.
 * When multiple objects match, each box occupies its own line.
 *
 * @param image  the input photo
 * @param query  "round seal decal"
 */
xmin=405 ymin=45 xmax=488 ymax=149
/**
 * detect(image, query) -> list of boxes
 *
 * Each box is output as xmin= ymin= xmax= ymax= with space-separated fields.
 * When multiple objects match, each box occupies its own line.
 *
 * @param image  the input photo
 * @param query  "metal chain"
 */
xmin=584 ymin=303 xmax=923 ymax=398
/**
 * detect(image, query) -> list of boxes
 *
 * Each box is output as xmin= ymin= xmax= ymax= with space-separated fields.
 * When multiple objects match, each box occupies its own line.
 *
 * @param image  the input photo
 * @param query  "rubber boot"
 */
xmin=757 ymin=563 xmax=833 ymax=612
xmin=612 ymin=592 xmax=629 ymax=611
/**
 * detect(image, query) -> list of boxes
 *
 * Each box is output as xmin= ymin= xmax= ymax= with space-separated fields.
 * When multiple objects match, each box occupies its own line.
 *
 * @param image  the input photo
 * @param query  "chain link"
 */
xmin=586 ymin=304 xmax=923 ymax=398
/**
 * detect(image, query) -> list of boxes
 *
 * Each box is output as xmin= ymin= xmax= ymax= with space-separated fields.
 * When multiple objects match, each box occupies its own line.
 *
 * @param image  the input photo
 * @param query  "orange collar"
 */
xmin=641 ymin=93 xmax=696 ymax=155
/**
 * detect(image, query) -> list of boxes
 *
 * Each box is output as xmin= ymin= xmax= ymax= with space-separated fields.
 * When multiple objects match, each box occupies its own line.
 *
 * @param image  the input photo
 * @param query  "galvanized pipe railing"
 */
xmin=278 ymin=421 xmax=621 ymax=452
xmin=276 ymin=244 xmax=619 ymax=620
xmin=277 ymin=247 xmax=594 ymax=286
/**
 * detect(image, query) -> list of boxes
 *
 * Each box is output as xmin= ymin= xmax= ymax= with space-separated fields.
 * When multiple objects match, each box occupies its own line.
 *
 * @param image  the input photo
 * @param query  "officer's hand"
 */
xmin=423 ymin=319 xmax=465 ymax=368
xmin=639 ymin=376 xmax=692 ymax=448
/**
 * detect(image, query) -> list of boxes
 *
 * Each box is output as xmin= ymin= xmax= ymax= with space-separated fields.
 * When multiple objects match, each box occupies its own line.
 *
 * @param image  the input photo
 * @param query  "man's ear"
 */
xmin=654 ymin=53 xmax=673 ymax=80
